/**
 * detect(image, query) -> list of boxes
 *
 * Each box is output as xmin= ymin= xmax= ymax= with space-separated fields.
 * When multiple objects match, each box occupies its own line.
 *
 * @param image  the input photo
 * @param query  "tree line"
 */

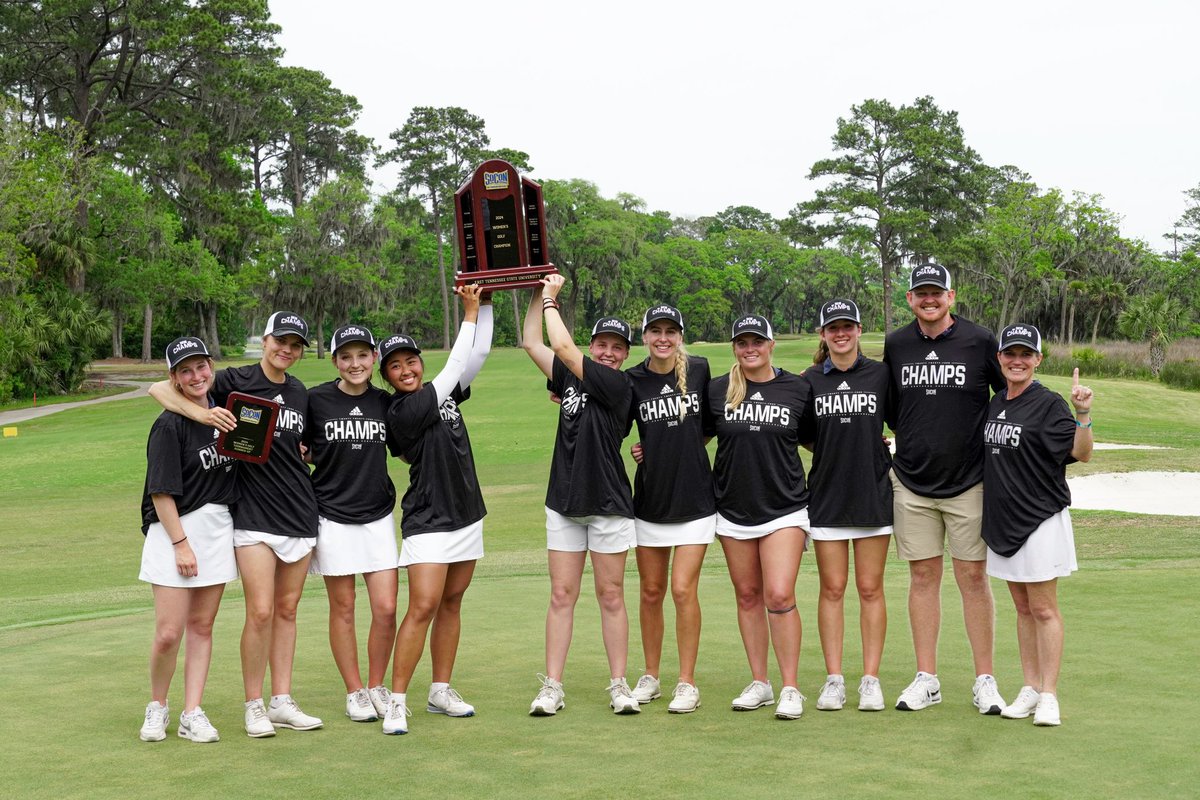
xmin=1 ymin=3 xmax=1197 ymax=401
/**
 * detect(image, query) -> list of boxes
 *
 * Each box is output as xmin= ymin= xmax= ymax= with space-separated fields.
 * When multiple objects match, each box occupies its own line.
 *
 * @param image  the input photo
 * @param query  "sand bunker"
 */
xmin=1068 ymin=471 xmax=1200 ymax=516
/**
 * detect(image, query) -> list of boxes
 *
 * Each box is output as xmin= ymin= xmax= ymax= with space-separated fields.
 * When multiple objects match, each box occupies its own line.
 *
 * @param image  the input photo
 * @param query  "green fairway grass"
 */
xmin=1 ymin=344 xmax=1197 ymax=799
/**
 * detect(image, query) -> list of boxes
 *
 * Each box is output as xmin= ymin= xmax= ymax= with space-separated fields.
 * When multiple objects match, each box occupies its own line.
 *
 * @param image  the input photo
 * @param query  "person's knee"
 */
xmin=763 ymin=586 xmax=796 ymax=611
xmin=855 ymin=574 xmax=884 ymax=604
xmin=640 ymin=578 xmax=667 ymax=608
xmin=244 ymin=601 xmax=273 ymax=630
xmin=670 ymin=578 xmax=698 ymax=608
xmin=596 ymin=582 xmax=626 ymax=614
xmin=187 ymin=613 xmax=217 ymax=640
xmin=549 ymin=582 xmax=580 ymax=611
xmin=153 ymin=622 xmax=185 ymax=653
xmin=820 ymin=575 xmax=848 ymax=602
xmin=909 ymin=560 xmax=942 ymax=592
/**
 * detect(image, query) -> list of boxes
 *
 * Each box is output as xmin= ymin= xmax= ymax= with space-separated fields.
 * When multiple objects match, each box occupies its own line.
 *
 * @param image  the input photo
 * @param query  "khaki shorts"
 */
xmin=890 ymin=472 xmax=986 ymax=562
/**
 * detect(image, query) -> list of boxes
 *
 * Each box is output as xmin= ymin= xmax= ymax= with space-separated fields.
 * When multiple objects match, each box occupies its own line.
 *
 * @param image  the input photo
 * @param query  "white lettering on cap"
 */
xmin=915 ymin=266 xmax=940 ymax=278
xmin=342 ymin=326 xmax=366 ymax=337
xmin=172 ymin=339 xmax=199 ymax=354
xmin=650 ymin=305 xmax=674 ymax=316
xmin=736 ymin=317 xmax=758 ymax=329
xmin=280 ymin=315 xmax=304 ymax=327
xmin=383 ymin=336 xmax=404 ymax=348
xmin=1009 ymin=325 xmax=1032 ymax=337
xmin=827 ymin=301 xmax=851 ymax=312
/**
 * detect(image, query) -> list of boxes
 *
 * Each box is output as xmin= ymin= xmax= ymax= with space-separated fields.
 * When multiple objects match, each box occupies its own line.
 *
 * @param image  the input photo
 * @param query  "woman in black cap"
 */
xmin=710 ymin=314 xmax=813 ymax=719
xmin=305 ymin=324 xmax=399 ymax=724
xmin=378 ymin=285 xmax=493 ymax=735
xmin=522 ymin=274 xmax=640 ymax=717
xmin=801 ymin=299 xmax=893 ymax=713
xmin=983 ymin=324 xmax=1093 ymax=727
xmin=148 ymin=311 xmax=322 ymax=738
xmin=138 ymin=337 xmax=237 ymax=743
xmin=625 ymin=304 xmax=716 ymax=713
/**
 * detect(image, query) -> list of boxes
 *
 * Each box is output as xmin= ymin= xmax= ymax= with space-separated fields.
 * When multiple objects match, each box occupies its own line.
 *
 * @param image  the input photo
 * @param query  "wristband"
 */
xmin=171 ymin=535 xmax=188 ymax=545
xmin=1075 ymin=419 xmax=1092 ymax=428
xmin=542 ymin=298 xmax=560 ymax=310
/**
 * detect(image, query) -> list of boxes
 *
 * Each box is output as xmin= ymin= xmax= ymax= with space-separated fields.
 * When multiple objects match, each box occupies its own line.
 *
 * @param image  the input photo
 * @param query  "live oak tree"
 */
xmin=795 ymin=96 xmax=987 ymax=329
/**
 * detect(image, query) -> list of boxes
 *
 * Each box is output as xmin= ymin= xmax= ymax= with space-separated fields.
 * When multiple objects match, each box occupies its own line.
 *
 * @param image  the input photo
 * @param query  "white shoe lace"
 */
xmin=351 ymin=688 xmax=371 ymax=709
xmin=821 ymin=680 xmax=843 ymax=700
xmin=673 ymin=683 xmax=697 ymax=699
xmin=535 ymin=673 xmax=562 ymax=702
xmin=246 ymin=701 xmax=269 ymax=725
xmin=187 ymin=709 xmax=215 ymax=732
xmin=635 ymin=675 xmax=656 ymax=692
xmin=608 ymin=680 xmax=634 ymax=700
xmin=740 ymin=680 xmax=768 ymax=701
xmin=387 ymin=699 xmax=411 ymax=719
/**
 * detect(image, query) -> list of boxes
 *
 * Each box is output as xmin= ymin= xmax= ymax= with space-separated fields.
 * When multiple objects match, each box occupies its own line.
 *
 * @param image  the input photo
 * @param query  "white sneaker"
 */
xmin=858 ymin=676 xmax=885 ymax=711
xmin=346 ymin=688 xmax=378 ymax=722
xmin=816 ymin=675 xmax=846 ymax=710
xmin=1002 ymin=685 xmax=1041 ymax=719
xmin=267 ymin=695 xmax=324 ymax=730
xmin=427 ymin=686 xmax=475 ymax=717
xmin=775 ymin=686 xmax=805 ymax=719
xmin=139 ymin=700 xmax=169 ymax=742
xmin=367 ymin=685 xmax=391 ymax=718
xmin=178 ymin=707 xmax=220 ymax=743
xmin=895 ymin=671 xmax=941 ymax=711
xmin=731 ymin=680 xmax=775 ymax=711
xmin=529 ymin=674 xmax=564 ymax=716
xmin=1033 ymin=693 xmax=1061 ymax=726
xmin=244 ymin=699 xmax=276 ymax=738
xmin=972 ymin=674 xmax=1006 ymax=715
xmin=668 ymin=682 xmax=701 ymax=714
xmin=608 ymin=678 xmax=641 ymax=714
xmin=382 ymin=696 xmax=410 ymax=735
xmin=632 ymin=674 xmax=662 ymax=703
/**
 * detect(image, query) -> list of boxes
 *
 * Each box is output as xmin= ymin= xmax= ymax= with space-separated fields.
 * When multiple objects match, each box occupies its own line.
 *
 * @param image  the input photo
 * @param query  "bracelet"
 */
xmin=170 ymin=535 xmax=187 ymax=545
xmin=542 ymin=298 xmax=560 ymax=310
xmin=1075 ymin=419 xmax=1092 ymax=428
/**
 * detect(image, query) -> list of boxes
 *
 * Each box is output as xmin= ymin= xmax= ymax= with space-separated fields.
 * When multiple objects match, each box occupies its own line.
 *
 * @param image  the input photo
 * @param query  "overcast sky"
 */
xmin=272 ymin=0 xmax=1199 ymax=248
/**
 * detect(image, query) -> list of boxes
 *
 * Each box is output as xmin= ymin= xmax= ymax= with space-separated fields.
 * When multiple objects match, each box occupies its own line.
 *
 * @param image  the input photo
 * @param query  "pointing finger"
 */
xmin=1072 ymin=367 xmax=1080 ymax=387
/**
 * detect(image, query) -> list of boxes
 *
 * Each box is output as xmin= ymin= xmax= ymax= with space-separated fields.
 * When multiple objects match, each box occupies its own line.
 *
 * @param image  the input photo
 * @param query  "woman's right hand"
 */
xmin=174 ymin=540 xmax=198 ymax=578
xmin=631 ymin=442 xmax=644 ymax=464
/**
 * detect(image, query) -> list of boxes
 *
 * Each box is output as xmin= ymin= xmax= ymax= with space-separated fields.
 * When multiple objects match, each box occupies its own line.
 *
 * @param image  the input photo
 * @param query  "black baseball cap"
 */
xmin=378 ymin=333 xmax=421 ymax=362
xmin=818 ymin=298 xmax=861 ymax=327
xmin=909 ymin=263 xmax=952 ymax=291
xmin=330 ymin=324 xmax=377 ymax=353
xmin=591 ymin=317 xmax=632 ymax=346
xmin=165 ymin=336 xmax=211 ymax=370
xmin=731 ymin=314 xmax=774 ymax=341
xmin=263 ymin=311 xmax=310 ymax=345
xmin=642 ymin=304 xmax=684 ymax=332
xmin=998 ymin=323 xmax=1042 ymax=353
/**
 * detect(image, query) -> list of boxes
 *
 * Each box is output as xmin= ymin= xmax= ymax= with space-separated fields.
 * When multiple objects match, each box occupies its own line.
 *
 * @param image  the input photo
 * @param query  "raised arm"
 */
xmin=430 ymin=285 xmax=481 ymax=405
xmin=1069 ymin=367 xmax=1094 ymax=462
xmin=147 ymin=380 xmax=236 ymax=432
xmin=459 ymin=295 xmax=494 ymax=389
xmin=522 ymin=286 xmax=555 ymax=379
xmin=540 ymin=274 xmax=585 ymax=380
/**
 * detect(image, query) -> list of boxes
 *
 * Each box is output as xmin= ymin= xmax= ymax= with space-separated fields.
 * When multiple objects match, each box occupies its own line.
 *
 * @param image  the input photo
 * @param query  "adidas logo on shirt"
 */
xmin=837 ymin=381 xmax=851 ymax=391
xmin=996 ymin=410 xmax=1006 ymax=420
xmin=925 ymin=351 xmax=939 ymax=361
xmin=660 ymin=385 xmax=673 ymax=395
xmin=272 ymin=394 xmax=285 ymax=404
xmin=349 ymin=406 xmax=363 ymax=416
xmin=749 ymin=391 xmax=765 ymax=401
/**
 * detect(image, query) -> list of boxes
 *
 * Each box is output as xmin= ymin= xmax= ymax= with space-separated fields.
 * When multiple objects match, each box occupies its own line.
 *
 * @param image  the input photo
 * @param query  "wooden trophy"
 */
xmin=454 ymin=159 xmax=557 ymax=290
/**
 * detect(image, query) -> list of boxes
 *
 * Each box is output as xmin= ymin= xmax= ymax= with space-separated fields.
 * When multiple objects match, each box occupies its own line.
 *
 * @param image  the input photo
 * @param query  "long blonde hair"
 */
xmin=725 ymin=362 xmax=747 ymax=410
xmin=674 ymin=344 xmax=690 ymax=419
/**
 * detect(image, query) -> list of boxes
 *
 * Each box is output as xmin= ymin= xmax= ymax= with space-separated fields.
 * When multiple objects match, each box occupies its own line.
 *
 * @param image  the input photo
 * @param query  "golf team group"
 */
xmin=137 ymin=263 xmax=1096 ymax=743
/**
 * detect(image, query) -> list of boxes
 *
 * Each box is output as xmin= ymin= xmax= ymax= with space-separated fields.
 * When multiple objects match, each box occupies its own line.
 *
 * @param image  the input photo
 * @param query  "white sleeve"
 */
xmin=431 ymin=321 xmax=477 ymax=405
xmin=458 ymin=304 xmax=494 ymax=389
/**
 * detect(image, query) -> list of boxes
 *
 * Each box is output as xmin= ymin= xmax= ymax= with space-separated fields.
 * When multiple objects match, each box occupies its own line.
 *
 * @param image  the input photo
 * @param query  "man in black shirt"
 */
xmin=883 ymin=264 xmax=1007 ymax=715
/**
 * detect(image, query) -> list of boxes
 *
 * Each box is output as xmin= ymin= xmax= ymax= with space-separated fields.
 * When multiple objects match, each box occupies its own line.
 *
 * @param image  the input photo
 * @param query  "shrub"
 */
xmin=1160 ymin=361 xmax=1200 ymax=392
xmin=1071 ymin=347 xmax=1105 ymax=367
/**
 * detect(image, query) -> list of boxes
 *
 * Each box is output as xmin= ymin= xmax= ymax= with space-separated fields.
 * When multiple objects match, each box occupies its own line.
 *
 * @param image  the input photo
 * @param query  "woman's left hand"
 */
xmin=1070 ymin=367 xmax=1094 ymax=414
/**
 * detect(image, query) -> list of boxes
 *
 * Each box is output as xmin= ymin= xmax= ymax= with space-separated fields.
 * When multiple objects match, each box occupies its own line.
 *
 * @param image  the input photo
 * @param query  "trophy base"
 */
xmin=455 ymin=264 xmax=558 ymax=291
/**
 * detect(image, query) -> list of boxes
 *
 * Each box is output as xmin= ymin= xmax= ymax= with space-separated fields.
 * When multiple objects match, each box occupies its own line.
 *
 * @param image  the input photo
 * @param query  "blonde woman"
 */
xmin=709 ymin=315 xmax=813 ymax=719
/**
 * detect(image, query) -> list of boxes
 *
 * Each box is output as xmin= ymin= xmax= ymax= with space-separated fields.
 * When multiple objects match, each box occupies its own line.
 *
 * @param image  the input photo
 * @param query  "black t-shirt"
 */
xmin=802 ymin=356 xmax=894 ymax=527
xmin=545 ymin=356 xmax=635 ymax=518
xmin=305 ymin=380 xmax=396 ymax=524
xmin=709 ymin=369 xmax=811 ymax=526
xmin=626 ymin=355 xmax=716 ymax=523
xmin=140 ymin=408 xmax=239 ymax=533
xmin=211 ymin=364 xmax=319 ymax=537
xmin=982 ymin=381 xmax=1077 ymax=557
xmin=387 ymin=383 xmax=486 ymax=537
xmin=883 ymin=316 xmax=1004 ymax=498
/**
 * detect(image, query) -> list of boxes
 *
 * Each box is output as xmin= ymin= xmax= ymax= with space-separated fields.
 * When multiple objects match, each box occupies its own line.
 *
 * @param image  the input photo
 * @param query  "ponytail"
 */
xmin=726 ymin=362 xmax=747 ymax=410
xmin=813 ymin=339 xmax=829 ymax=366
xmin=674 ymin=345 xmax=690 ymax=419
